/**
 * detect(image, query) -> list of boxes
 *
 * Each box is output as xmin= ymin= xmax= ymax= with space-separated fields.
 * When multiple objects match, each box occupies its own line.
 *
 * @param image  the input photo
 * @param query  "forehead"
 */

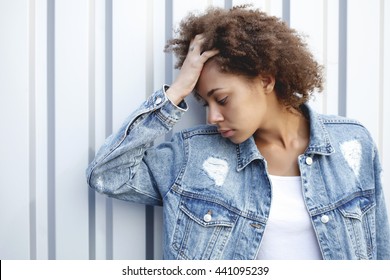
xmin=196 ymin=61 xmax=256 ymax=99
xmin=196 ymin=62 xmax=232 ymax=95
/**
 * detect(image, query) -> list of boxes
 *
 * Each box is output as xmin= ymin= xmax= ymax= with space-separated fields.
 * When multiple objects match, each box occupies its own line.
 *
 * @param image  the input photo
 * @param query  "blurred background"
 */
xmin=0 ymin=0 xmax=389 ymax=260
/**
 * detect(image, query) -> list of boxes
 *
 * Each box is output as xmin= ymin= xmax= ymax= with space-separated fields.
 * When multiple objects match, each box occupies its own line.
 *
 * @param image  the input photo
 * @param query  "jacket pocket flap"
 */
xmin=179 ymin=197 xmax=237 ymax=227
xmin=338 ymin=193 xmax=376 ymax=220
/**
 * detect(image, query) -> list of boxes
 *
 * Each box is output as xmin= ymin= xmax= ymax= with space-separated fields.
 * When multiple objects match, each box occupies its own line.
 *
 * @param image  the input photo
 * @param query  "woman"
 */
xmin=86 ymin=6 xmax=390 ymax=259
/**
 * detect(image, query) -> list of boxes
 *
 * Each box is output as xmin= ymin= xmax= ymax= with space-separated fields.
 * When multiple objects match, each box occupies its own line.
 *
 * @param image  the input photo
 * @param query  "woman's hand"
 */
xmin=166 ymin=34 xmax=219 ymax=105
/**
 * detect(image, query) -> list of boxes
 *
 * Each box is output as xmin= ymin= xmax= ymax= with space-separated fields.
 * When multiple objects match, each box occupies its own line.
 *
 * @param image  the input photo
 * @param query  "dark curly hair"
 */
xmin=164 ymin=5 xmax=324 ymax=110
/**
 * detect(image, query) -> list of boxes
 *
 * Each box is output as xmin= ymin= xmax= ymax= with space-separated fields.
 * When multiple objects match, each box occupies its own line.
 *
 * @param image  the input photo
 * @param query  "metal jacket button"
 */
xmin=321 ymin=215 xmax=330 ymax=224
xmin=305 ymin=156 xmax=313 ymax=165
xmin=155 ymin=97 xmax=162 ymax=105
xmin=203 ymin=210 xmax=212 ymax=222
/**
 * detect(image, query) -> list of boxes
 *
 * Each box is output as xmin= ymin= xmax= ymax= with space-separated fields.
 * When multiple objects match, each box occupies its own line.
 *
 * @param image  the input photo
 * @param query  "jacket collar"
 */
xmin=301 ymin=104 xmax=335 ymax=155
xmin=236 ymin=104 xmax=335 ymax=171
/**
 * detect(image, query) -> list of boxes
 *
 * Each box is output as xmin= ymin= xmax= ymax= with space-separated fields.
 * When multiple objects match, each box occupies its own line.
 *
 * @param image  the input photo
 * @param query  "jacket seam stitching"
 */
xmin=162 ymin=132 xmax=188 ymax=201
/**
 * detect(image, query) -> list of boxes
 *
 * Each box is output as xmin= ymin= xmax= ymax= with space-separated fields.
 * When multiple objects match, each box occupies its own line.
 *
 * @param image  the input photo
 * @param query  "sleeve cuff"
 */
xmin=140 ymin=85 xmax=188 ymax=127
xmin=163 ymin=84 xmax=188 ymax=112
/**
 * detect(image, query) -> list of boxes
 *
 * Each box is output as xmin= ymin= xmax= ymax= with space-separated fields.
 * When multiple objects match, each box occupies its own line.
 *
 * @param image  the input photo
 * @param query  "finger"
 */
xmin=188 ymin=34 xmax=206 ymax=53
xmin=200 ymin=49 xmax=219 ymax=60
xmin=193 ymin=33 xmax=205 ymax=41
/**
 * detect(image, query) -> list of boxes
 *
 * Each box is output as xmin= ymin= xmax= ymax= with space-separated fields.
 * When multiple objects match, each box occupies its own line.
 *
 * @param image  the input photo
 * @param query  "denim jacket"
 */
xmin=86 ymin=87 xmax=390 ymax=260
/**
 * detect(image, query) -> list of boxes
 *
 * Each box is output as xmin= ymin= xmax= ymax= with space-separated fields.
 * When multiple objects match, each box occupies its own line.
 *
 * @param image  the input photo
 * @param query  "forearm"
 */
xmin=86 ymin=87 xmax=187 ymax=198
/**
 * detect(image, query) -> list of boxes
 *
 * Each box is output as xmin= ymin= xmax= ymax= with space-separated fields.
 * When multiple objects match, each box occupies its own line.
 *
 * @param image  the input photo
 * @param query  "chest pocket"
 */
xmin=337 ymin=191 xmax=376 ymax=259
xmin=172 ymin=196 xmax=239 ymax=260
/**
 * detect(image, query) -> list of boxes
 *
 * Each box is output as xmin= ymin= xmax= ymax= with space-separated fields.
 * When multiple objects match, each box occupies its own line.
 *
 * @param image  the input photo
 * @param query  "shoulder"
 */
xmin=180 ymin=124 xmax=220 ymax=139
xmin=320 ymin=113 xmax=362 ymax=126
xmin=174 ymin=124 xmax=236 ymax=151
xmin=320 ymin=113 xmax=369 ymax=134
xmin=318 ymin=113 xmax=376 ymax=148
xmin=303 ymin=104 xmax=366 ymax=134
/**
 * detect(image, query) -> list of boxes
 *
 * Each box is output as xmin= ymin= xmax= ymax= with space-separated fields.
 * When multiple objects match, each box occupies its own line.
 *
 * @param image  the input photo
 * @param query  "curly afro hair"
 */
xmin=165 ymin=5 xmax=324 ymax=110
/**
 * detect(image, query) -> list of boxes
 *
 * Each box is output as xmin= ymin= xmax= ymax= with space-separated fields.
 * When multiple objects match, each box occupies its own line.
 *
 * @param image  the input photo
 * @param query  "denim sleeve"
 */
xmin=373 ymin=147 xmax=390 ymax=259
xmin=86 ymin=86 xmax=188 ymax=206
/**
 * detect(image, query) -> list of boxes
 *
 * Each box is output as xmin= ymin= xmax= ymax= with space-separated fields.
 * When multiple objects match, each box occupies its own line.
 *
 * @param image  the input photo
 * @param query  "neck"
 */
xmin=254 ymin=105 xmax=309 ymax=150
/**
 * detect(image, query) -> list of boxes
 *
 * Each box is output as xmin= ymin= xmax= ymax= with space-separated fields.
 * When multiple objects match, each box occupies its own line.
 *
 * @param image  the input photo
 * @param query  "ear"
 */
xmin=260 ymin=75 xmax=275 ymax=94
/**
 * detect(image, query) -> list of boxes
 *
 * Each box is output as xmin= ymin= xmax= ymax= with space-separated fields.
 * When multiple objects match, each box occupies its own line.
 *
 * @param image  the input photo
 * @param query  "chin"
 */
xmin=228 ymin=135 xmax=248 ymax=145
xmin=222 ymin=130 xmax=252 ymax=144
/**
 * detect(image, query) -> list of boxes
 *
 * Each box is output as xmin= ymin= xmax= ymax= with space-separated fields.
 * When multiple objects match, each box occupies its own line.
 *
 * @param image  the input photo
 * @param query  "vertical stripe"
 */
xmin=105 ymin=0 xmax=114 ymax=260
xmin=105 ymin=0 xmax=113 ymax=138
xmin=378 ymin=0 xmax=384 ymax=158
xmin=165 ymin=0 xmax=173 ymax=86
xmin=105 ymin=198 xmax=113 ymax=260
xmin=165 ymin=0 xmax=173 ymax=140
xmin=145 ymin=0 xmax=155 ymax=260
xmin=145 ymin=206 xmax=154 ymax=259
xmin=29 ymin=0 xmax=37 ymax=260
xmin=322 ymin=0 xmax=328 ymax=114
xmin=224 ymin=0 xmax=232 ymax=9
xmin=338 ymin=0 xmax=347 ymax=117
xmin=47 ymin=0 xmax=56 ymax=260
xmin=282 ymin=0 xmax=290 ymax=26
xmin=146 ymin=0 xmax=154 ymax=98
xmin=88 ymin=0 xmax=96 ymax=260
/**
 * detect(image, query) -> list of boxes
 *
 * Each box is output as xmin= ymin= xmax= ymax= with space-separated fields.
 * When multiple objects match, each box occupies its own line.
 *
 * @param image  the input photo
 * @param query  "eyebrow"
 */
xmin=207 ymin=88 xmax=223 ymax=97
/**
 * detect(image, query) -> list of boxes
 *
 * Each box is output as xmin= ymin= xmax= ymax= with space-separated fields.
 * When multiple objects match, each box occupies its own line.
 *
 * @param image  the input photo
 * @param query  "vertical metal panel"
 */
xmin=105 ymin=0 xmax=113 ymax=138
xmin=111 ymin=0 xmax=148 ymax=260
xmin=145 ymin=0 xmax=154 ymax=99
xmin=35 ymin=0 xmax=49 ymax=260
xmin=164 ymin=0 xmax=174 ymax=143
xmin=104 ymin=0 xmax=114 ymax=260
xmin=88 ymin=0 xmax=96 ymax=260
xmin=346 ymin=0 xmax=381 ymax=142
xmin=165 ymin=0 xmax=173 ymax=87
xmin=378 ymin=0 xmax=385 ymax=159
xmin=152 ymin=0 xmax=167 ymax=91
xmin=321 ymin=0 xmax=329 ymax=114
xmin=225 ymin=0 xmax=232 ymax=9
xmin=0 ymin=0 xmax=30 ymax=260
xmin=338 ymin=0 xmax=347 ymax=117
xmin=47 ymin=0 xmax=56 ymax=260
xmin=324 ymin=0 xmax=340 ymax=116
xmin=282 ymin=0 xmax=290 ymax=25
xmin=382 ymin=0 xmax=390 ymax=209
xmin=150 ymin=0 xmax=168 ymax=260
xmin=171 ymin=0 xmax=210 ymax=131
xmin=290 ymin=0 xmax=325 ymax=113
xmin=153 ymin=206 xmax=164 ymax=259
xmin=29 ymin=0 xmax=37 ymax=261
xmin=145 ymin=205 xmax=154 ymax=260
xmin=93 ymin=0 xmax=110 ymax=261
xmin=55 ymin=0 xmax=90 ymax=259
xmin=145 ymin=0 xmax=155 ymax=260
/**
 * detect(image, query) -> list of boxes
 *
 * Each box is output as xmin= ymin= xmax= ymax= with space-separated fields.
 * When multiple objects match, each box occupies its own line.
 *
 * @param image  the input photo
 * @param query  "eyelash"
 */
xmin=201 ymin=97 xmax=228 ymax=107
xmin=217 ymin=97 xmax=228 ymax=105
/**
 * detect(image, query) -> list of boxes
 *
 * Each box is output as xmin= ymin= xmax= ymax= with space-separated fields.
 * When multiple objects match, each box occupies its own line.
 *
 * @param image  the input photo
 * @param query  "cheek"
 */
xmin=230 ymin=106 xmax=255 ymax=124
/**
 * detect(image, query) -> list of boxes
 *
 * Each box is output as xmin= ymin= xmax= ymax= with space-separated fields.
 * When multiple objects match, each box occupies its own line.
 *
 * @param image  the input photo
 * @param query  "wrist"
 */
xmin=165 ymin=85 xmax=190 ymax=105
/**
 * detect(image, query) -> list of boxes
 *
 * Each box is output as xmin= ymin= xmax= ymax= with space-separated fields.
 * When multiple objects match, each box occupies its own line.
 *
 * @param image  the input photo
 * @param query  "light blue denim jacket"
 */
xmin=86 ymin=87 xmax=390 ymax=260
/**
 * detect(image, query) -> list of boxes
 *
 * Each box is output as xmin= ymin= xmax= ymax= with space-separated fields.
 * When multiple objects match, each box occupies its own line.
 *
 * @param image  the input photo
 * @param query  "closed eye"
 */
xmin=217 ymin=96 xmax=228 ymax=105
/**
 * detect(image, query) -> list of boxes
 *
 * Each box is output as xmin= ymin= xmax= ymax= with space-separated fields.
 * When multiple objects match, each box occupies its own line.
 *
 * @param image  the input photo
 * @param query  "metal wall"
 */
xmin=0 ymin=0 xmax=389 ymax=260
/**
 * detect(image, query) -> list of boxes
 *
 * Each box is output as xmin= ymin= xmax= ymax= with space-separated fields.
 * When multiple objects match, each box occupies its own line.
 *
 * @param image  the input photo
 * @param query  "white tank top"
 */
xmin=256 ymin=175 xmax=323 ymax=260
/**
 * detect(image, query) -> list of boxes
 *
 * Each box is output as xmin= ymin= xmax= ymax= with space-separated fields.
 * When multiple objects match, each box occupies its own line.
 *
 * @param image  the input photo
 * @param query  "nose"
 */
xmin=207 ymin=105 xmax=224 ymax=124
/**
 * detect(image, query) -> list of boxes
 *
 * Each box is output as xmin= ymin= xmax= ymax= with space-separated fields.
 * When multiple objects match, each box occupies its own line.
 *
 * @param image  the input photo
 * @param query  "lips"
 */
xmin=218 ymin=129 xmax=234 ymax=138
